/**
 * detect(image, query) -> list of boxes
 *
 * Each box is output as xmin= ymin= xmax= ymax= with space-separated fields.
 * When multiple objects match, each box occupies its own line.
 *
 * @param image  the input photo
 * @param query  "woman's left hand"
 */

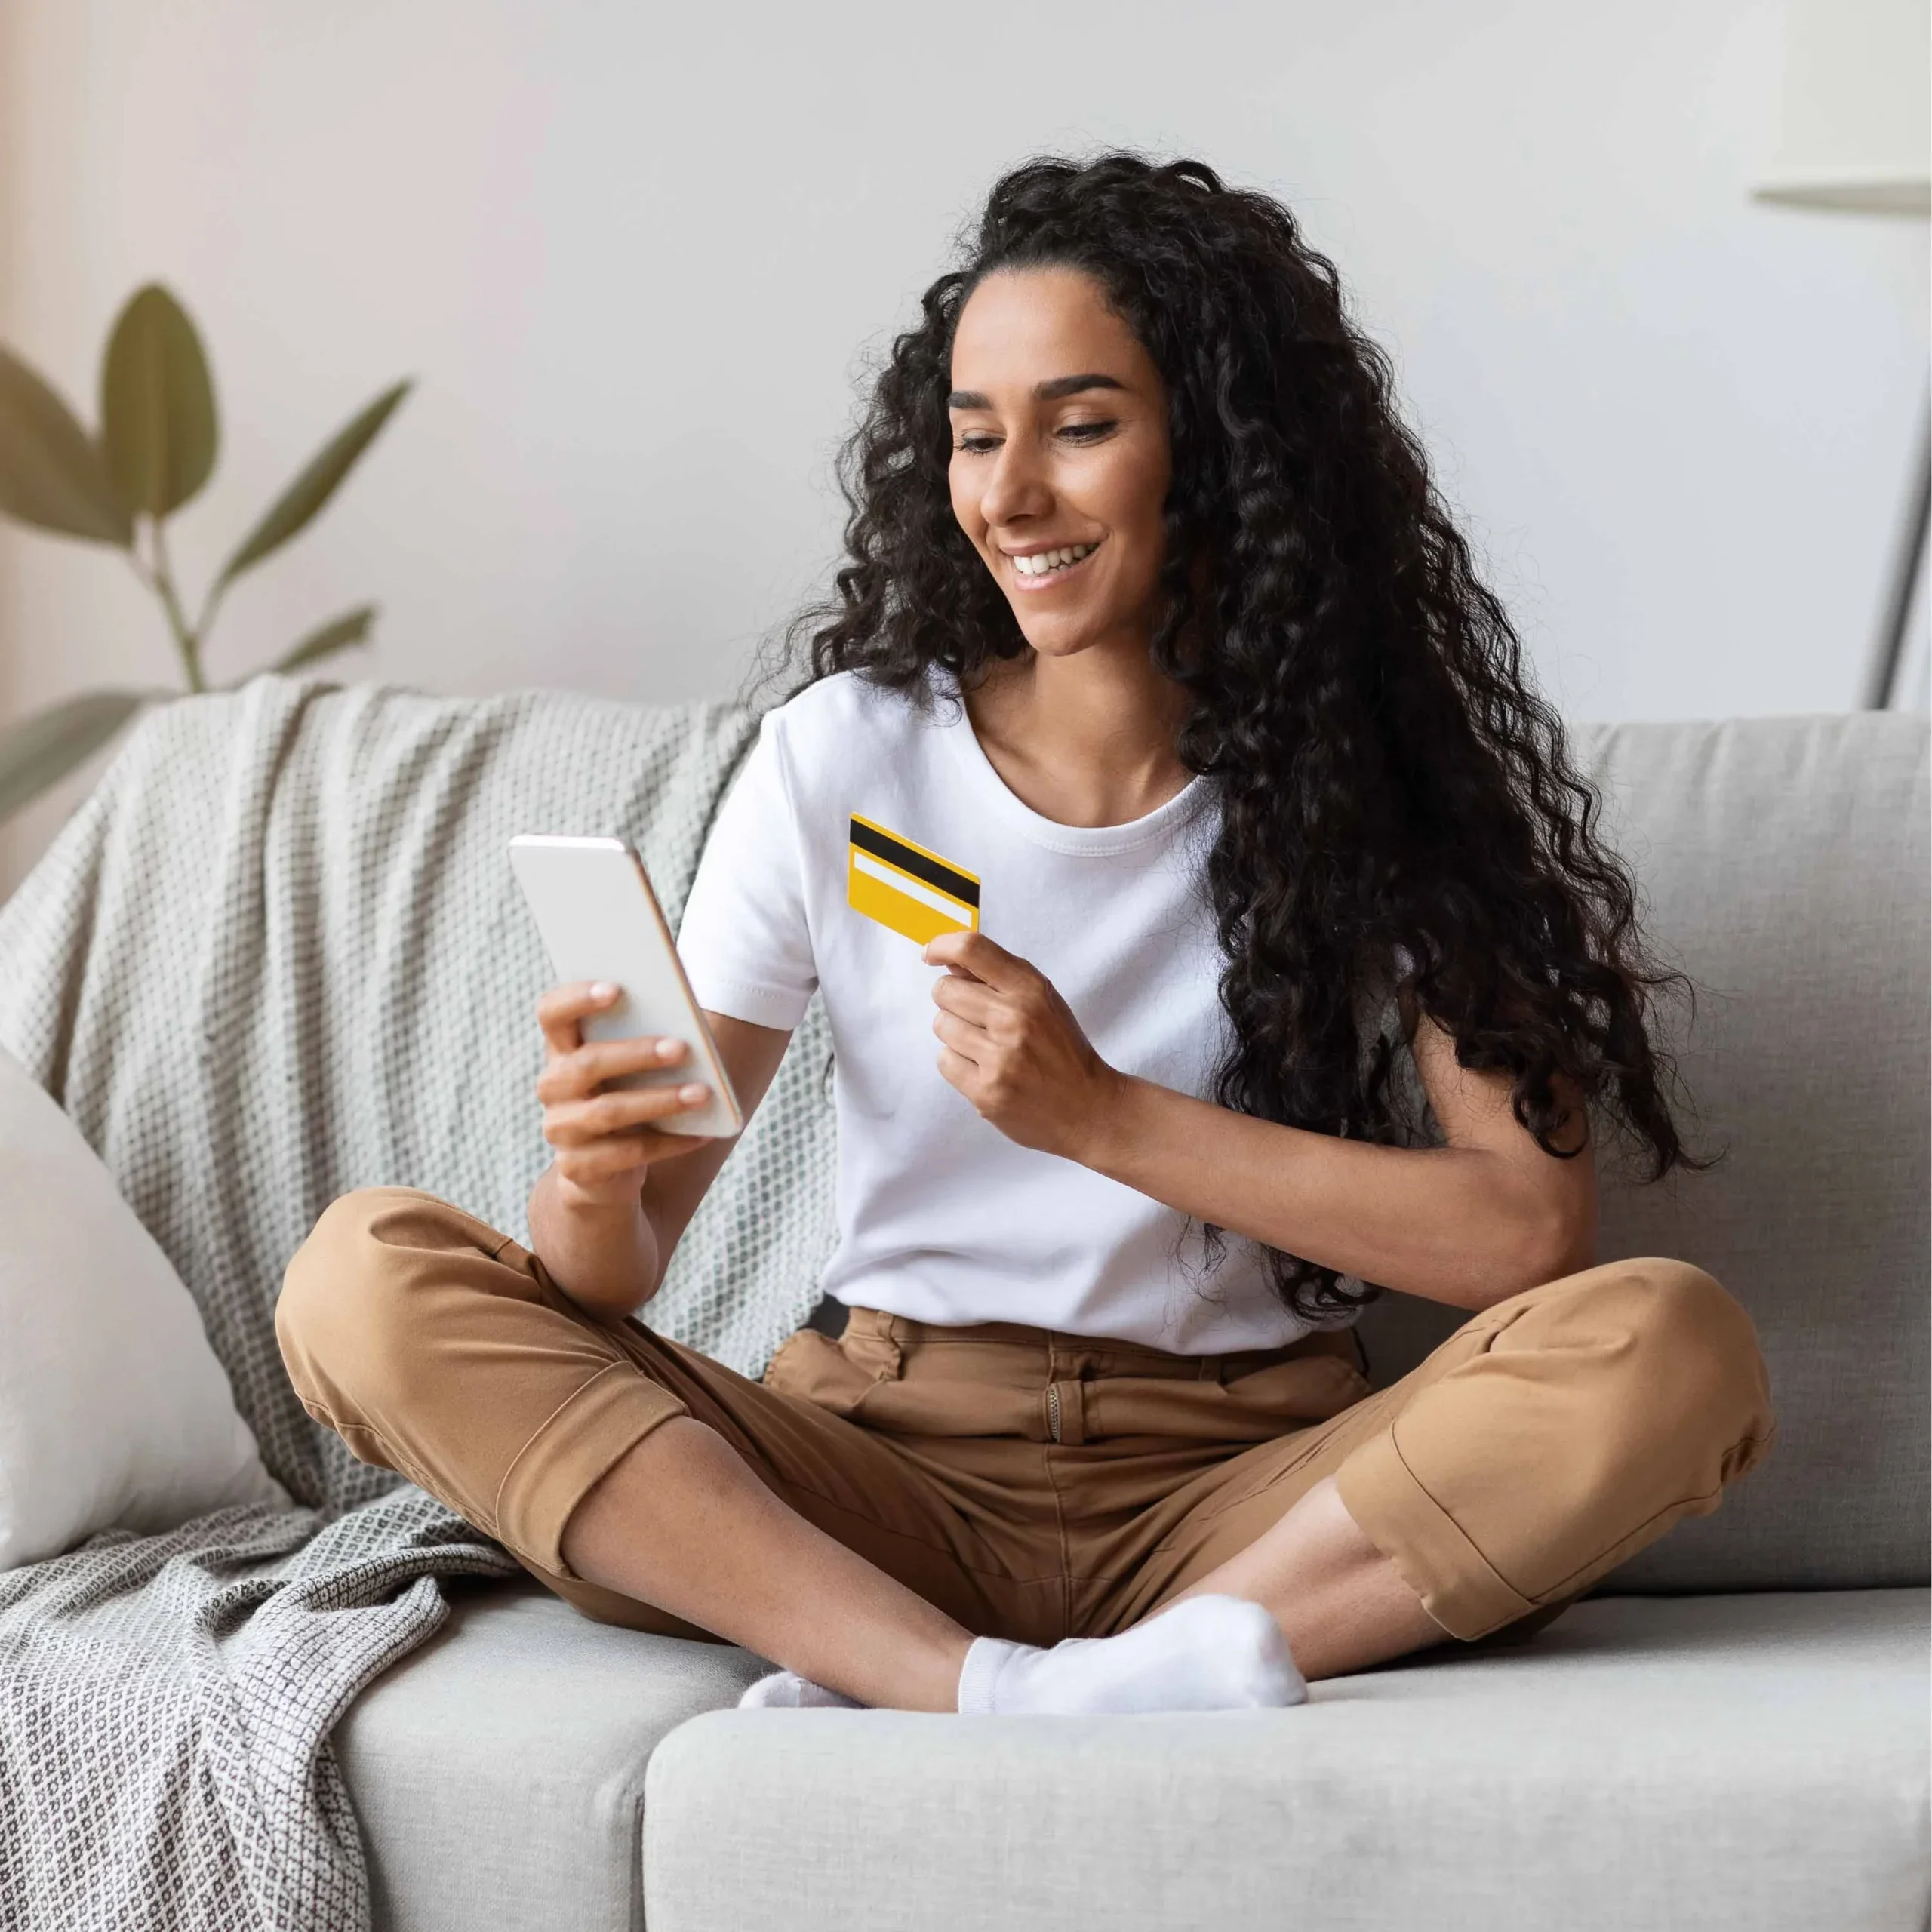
xmin=924 ymin=931 xmax=1122 ymax=1159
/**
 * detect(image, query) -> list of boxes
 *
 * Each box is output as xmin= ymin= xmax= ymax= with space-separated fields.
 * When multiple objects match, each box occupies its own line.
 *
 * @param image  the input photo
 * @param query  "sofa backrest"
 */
xmin=1356 ymin=714 xmax=1930 ymax=1595
xmin=9 ymin=689 xmax=1918 ymax=1592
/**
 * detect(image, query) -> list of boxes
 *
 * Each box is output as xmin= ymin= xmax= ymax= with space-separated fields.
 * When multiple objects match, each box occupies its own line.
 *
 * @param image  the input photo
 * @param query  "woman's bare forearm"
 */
xmin=1078 ymin=1075 xmax=1592 ymax=1311
xmin=526 ymin=1162 xmax=663 ymax=1321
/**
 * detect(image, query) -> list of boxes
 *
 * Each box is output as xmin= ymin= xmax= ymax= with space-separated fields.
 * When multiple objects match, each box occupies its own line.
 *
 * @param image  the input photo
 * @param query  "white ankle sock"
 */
xmin=955 ymin=1595 xmax=1306 ymax=1715
xmin=737 ymin=1669 xmax=861 ymax=1709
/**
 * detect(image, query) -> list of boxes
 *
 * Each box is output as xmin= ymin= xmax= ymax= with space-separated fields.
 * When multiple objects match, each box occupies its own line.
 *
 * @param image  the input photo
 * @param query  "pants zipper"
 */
xmin=1045 ymin=1382 xmax=1063 ymax=1444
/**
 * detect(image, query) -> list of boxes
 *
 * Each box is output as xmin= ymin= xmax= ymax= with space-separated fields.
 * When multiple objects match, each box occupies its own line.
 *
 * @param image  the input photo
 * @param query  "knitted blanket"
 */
xmin=0 ymin=678 xmax=838 ymax=1931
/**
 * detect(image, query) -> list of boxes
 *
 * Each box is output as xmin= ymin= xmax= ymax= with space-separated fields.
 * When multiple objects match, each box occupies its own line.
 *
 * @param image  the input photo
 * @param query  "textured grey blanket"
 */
xmin=0 ymin=678 xmax=837 ymax=1930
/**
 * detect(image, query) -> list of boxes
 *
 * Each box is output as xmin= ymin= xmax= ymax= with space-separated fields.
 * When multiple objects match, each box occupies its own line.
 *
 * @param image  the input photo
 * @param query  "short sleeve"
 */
xmin=674 ymin=713 xmax=817 ymax=1031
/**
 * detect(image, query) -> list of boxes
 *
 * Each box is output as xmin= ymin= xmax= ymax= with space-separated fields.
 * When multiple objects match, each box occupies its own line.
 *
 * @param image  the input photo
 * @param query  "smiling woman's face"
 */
xmin=947 ymin=266 xmax=1171 ymax=665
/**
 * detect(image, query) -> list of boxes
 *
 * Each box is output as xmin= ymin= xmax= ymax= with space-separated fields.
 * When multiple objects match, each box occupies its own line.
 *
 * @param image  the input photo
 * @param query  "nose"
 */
xmin=978 ymin=435 xmax=1053 ymax=531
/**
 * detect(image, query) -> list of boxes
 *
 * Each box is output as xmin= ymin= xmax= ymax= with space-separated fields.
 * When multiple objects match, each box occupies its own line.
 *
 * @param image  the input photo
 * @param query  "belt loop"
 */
xmin=881 ymin=1311 xmax=912 ymax=1379
xmin=845 ymin=1308 xmax=905 ymax=1382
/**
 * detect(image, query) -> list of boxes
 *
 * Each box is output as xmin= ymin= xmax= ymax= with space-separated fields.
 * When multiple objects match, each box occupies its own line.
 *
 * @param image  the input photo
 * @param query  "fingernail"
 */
xmin=590 ymin=981 xmax=619 ymax=1001
xmin=658 ymin=1038 xmax=683 ymax=1061
xmin=678 ymin=1084 xmax=707 ymax=1104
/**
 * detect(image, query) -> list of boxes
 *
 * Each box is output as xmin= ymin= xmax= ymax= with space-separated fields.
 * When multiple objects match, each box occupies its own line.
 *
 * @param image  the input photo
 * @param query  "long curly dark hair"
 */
xmin=779 ymin=152 xmax=1698 ymax=1322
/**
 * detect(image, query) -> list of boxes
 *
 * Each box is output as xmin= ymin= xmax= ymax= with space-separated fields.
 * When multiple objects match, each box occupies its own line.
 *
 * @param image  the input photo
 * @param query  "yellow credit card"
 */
xmin=847 ymin=814 xmax=980 ymax=945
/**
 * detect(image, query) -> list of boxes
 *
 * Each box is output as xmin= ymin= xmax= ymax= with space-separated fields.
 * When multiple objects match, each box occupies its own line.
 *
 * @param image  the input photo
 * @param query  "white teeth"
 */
xmin=1012 ymin=542 xmax=1096 ymax=577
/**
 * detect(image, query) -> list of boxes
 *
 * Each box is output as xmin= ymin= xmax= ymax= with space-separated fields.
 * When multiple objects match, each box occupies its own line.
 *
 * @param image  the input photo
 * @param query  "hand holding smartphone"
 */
xmin=510 ymin=835 xmax=743 ymax=1140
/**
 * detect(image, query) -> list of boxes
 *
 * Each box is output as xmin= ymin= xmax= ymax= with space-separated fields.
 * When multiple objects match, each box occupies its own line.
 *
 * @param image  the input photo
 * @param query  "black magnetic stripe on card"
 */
xmin=848 ymin=817 xmax=980 ymax=907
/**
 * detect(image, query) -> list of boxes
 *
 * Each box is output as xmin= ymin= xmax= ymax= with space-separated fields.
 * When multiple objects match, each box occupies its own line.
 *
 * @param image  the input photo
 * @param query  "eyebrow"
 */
xmin=946 ymin=373 xmax=1126 ymax=410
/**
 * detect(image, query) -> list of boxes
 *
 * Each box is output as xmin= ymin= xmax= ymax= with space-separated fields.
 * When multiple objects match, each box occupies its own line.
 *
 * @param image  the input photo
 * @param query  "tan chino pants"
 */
xmin=277 ymin=1188 xmax=1775 ymax=1649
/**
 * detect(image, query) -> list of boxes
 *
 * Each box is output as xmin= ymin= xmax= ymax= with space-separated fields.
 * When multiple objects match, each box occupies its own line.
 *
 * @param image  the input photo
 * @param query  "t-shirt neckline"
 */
xmin=937 ymin=688 xmax=1211 ymax=857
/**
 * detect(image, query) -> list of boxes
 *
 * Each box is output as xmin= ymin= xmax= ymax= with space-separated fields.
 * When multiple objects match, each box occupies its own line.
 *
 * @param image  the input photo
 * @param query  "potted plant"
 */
xmin=0 ymin=284 xmax=408 ymax=823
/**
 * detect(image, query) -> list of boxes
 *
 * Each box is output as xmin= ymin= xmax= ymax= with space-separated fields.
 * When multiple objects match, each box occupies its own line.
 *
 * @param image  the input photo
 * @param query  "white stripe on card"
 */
xmin=851 ymin=848 xmax=970 ymax=918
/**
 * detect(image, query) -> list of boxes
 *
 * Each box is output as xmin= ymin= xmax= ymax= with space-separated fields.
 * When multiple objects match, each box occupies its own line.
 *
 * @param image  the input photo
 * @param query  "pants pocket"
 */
xmin=763 ymin=1327 xmax=891 ymax=1420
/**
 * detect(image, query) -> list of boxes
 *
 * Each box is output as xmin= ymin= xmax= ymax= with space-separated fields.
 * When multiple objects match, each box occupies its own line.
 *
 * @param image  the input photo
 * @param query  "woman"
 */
xmin=278 ymin=154 xmax=1774 ymax=1716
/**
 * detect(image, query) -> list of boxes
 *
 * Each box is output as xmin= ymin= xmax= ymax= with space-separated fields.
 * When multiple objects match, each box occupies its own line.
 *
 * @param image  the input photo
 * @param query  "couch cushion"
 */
xmin=1358 ymin=714 xmax=1930 ymax=1592
xmin=333 ymin=1581 xmax=765 ymax=1932
xmin=644 ymin=1589 xmax=1929 ymax=1932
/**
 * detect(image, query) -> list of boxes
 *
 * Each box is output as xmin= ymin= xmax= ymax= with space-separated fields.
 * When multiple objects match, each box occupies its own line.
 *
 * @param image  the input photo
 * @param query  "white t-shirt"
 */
xmin=676 ymin=670 xmax=1328 ymax=1355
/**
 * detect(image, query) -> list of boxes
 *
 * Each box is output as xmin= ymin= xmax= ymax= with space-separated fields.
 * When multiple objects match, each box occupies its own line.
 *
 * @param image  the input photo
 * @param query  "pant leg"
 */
xmin=275 ymin=1186 xmax=1019 ymax=1638
xmin=1095 ymin=1257 xmax=1777 ymax=1641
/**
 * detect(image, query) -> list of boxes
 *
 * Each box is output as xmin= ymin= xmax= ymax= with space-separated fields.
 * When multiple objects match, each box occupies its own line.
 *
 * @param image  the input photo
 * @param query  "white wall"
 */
xmin=2 ymin=0 xmax=1926 ymax=887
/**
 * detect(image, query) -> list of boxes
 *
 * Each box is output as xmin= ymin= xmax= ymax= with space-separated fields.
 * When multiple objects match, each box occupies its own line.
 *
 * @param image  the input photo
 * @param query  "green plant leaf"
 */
xmin=272 ymin=603 xmax=376 ymax=675
xmin=0 ymin=346 xmax=133 ymax=545
xmin=100 ymin=284 xmax=219 ymax=518
xmin=217 ymin=379 xmax=411 ymax=587
xmin=0 ymin=689 xmax=149 ymax=824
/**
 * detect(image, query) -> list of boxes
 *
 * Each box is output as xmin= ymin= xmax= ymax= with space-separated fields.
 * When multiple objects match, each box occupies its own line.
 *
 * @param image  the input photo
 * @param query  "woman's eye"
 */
xmin=952 ymin=419 xmax=1115 ymax=454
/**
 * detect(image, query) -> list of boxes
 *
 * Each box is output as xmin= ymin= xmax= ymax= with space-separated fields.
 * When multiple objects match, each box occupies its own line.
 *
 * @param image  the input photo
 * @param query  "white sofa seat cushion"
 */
xmin=0 ymin=1049 xmax=283 ymax=1570
xmin=334 ymin=1586 xmax=768 ymax=1932
xmin=331 ymin=1589 xmax=1927 ymax=1932
xmin=644 ymin=1592 xmax=1929 ymax=1932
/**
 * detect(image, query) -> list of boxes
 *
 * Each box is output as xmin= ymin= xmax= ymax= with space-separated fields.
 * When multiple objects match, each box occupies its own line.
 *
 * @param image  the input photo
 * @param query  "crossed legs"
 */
xmin=278 ymin=1189 xmax=1775 ymax=1711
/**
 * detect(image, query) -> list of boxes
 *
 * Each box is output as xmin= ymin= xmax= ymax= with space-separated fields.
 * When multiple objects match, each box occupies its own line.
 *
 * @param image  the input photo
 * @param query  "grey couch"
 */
xmin=327 ymin=710 xmax=1928 ymax=1932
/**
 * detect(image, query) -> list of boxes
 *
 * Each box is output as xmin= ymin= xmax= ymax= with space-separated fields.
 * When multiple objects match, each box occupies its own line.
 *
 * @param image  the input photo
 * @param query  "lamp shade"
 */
xmin=1754 ymin=0 xmax=1930 ymax=215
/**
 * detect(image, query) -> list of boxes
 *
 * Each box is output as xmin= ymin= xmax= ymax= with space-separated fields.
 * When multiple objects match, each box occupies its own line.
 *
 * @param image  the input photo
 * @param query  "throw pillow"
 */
xmin=0 ymin=1048 xmax=285 ymax=1570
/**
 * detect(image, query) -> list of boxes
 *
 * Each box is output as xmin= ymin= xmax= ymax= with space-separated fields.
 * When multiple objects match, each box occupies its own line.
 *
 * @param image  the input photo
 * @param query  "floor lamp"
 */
xmin=1752 ymin=0 xmax=1931 ymax=709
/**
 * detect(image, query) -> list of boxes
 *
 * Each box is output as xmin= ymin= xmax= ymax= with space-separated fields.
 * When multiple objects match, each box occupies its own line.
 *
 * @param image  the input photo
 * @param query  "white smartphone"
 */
xmin=509 ymin=834 xmax=743 ymax=1139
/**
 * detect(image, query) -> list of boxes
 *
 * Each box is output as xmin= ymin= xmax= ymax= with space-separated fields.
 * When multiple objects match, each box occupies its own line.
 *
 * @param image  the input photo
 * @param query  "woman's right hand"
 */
xmin=536 ymin=981 xmax=713 ymax=1210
